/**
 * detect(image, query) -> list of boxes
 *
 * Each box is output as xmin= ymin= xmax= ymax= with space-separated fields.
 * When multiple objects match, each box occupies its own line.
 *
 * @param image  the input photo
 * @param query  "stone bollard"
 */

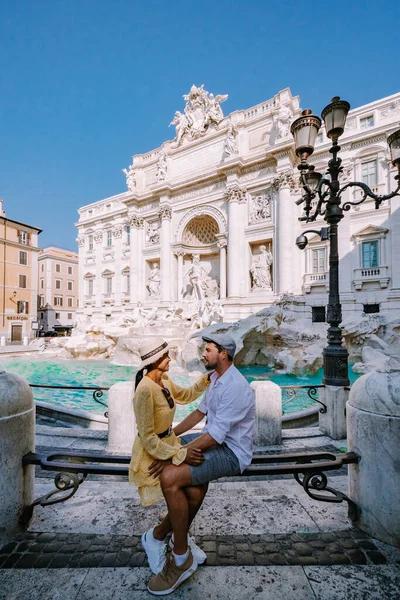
xmin=0 ymin=336 xmax=5 ymax=347
xmin=347 ymin=371 xmax=400 ymax=547
xmin=319 ymin=385 xmax=348 ymax=440
xmin=251 ymin=381 xmax=282 ymax=446
xmin=0 ymin=372 xmax=35 ymax=546
xmin=23 ymin=336 xmax=28 ymax=346
xmin=107 ymin=381 xmax=137 ymax=454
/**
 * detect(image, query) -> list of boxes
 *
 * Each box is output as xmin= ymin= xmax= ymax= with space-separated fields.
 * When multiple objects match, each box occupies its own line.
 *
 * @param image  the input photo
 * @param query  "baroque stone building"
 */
xmin=76 ymin=86 xmax=400 ymax=324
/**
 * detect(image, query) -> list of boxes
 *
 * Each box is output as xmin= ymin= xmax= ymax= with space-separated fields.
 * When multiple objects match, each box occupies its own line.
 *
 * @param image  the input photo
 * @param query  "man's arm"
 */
xmin=184 ymin=431 xmax=218 ymax=451
xmin=173 ymin=409 xmax=205 ymax=437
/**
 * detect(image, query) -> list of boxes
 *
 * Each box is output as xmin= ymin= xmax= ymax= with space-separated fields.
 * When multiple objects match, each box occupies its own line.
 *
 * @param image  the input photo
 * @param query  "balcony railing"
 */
xmin=352 ymin=183 xmax=385 ymax=201
xmin=353 ymin=265 xmax=390 ymax=290
xmin=303 ymin=272 xmax=329 ymax=293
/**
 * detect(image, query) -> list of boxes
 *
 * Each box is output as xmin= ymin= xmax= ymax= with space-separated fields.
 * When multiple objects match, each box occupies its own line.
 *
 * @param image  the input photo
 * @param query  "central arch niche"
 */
xmin=182 ymin=215 xmax=219 ymax=246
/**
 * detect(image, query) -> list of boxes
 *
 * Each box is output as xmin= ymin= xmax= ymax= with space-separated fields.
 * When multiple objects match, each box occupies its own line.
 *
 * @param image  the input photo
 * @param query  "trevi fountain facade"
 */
xmin=69 ymin=85 xmax=400 ymax=374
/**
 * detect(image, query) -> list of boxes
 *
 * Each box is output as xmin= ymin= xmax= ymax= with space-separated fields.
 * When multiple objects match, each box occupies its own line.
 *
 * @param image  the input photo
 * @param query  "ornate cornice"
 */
xmin=272 ymin=171 xmax=297 ymax=192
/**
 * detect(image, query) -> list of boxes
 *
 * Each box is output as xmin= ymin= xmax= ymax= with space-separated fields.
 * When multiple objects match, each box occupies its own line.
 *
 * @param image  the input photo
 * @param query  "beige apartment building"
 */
xmin=0 ymin=200 xmax=42 ymax=342
xmin=38 ymin=247 xmax=79 ymax=334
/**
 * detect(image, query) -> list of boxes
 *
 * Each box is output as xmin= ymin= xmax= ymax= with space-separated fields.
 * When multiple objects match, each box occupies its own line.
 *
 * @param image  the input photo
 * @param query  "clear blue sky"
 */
xmin=0 ymin=0 xmax=398 ymax=250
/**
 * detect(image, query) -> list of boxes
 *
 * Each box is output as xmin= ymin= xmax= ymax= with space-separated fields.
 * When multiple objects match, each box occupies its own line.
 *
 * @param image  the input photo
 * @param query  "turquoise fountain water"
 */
xmin=0 ymin=357 xmax=360 ymax=418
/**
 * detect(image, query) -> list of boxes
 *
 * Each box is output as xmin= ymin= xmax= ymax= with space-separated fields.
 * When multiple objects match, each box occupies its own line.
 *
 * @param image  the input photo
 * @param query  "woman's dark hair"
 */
xmin=134 ymin=351 xmax=169 ymax=390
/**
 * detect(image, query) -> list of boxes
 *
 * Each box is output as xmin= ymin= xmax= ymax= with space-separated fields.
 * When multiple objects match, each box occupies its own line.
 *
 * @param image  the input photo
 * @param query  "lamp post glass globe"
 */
xmin=388 ymin=127 xmax=400 ymax=168
xmin=290 ymin=109 xmax=322 ymax=159
xmin=321 ymin=97 xmax=350 ymax=140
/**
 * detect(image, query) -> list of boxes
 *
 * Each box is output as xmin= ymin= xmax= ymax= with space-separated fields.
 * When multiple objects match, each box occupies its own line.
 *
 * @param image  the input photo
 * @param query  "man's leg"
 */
xmin=153 ymin=483 xmax=208 ymax=542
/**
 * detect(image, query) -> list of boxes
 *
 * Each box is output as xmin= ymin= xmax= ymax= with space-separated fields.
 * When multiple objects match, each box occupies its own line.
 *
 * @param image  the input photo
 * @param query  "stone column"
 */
xmin=175 ymin=250 xmax=184 ymax=301
xmin=94 ymin=229 xmax=104 ymax=308
xmin=137 ymin=223 xmax=145 ymax=302
xmin=0 ymin=372 xmax=35 ymax=545
xmin=129 ymin=215 xmax=143 ymax=305
xmin=319 ymin=386 xmax=348 ymax=440
xmin=77 ymin=235 xmax=86 ymax=308
xmin=217 ymin=239 xmax=227 ymax=299
xmin=347 ymin=371 xmax=400 ymax=547
xmin=227 ymin=187 xmax=247 ymax=298
xmin=112 ymin=224 xmax=124 ymax=307
xmin=274 ymin=172 xmax=295 ymax=294
xmin=159 ymin=205 xmax=172 ymax=302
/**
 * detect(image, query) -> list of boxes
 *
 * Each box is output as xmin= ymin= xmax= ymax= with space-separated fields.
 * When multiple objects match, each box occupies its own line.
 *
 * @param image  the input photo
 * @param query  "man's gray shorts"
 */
xmin=180 ymin=433 xmax=241 ymax=486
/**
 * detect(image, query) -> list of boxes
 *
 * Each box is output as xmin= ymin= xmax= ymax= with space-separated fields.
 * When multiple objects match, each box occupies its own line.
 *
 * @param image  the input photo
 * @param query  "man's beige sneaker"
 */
xmin=147 ymin=548 xmax=198 ymax=596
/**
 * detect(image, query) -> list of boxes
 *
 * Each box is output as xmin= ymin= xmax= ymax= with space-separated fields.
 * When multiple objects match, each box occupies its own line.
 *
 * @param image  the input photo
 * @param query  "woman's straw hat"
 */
xmin=137 ymin=337 xmax=174 ymax=371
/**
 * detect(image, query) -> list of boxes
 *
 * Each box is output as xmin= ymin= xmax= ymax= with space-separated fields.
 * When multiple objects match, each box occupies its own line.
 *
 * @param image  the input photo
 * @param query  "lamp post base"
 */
xmin=322 ymin=346 xmax=350 ymax=387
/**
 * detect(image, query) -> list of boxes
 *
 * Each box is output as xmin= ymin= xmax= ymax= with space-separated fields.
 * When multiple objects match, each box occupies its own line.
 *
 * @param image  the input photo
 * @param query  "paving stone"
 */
xmin=293 ymin=543 xmax=312 ymax=556
xmin=218 ymin=544 xmax=235 ymax=558
xmin=309 ymin=540 xmax=325 ymax=549
xmin=326 ymin=542 xmax=343 ymax=553
xmin=347 ymin=549 xmax=367 ymax=565
xmin=37 ymin=533 xmax=56 ymax=543
xmin=264 ymin=543 xmax=280 ymax=553
xmin=204 ymin=552 xmax=217 ymax=566
xmin=235 ymin=543 xmax=250 ymax=552
xmin=312 ymin=551 xmax=332 ymax=565
xmin=251 ymin=543 xmax=265 ymax=554
xmin=100 ymin=552 xmax=118 ymax=567
xmin=202 ymin=541 xmax=216 ymax=552
xmin=340 ymin=539 xmax=358 ymax=549
xmin=12 ymin=554 xmax=38 ymax=568
xmin=219 ymin=556 xmax=236 ymax=565
xmin=128 ymin=553 xmax=146 ymax=567
xmin=0 ymin=542 xmax=19 ymax=553
xmin=42 ymin=543 xmax=61 ymax=553
xmin=254 ymin=555 xmax=272 ymax=565
xmin=319 ymin=533 xmax=337 ymax=542
xmin=268 ymin=553 xmax=287 ymax=565
xmin=330 ymin=553 xmax=351 ymax=564
xmin=78 ymin=554 xmax=99 ymax=568
xmin=58 ymin=543 xmax=79 ymax=553
xmin=236 ymin=551 xmax=254 ymax=565
xmin=29 ymin=554 xmax=53 ymax=568
xmin=1 ymin=554 xmax=22 ymax=568
xmin=260 ymin=534 xmax=275 ymax=543
xmin=295 ymin=556 xmax=319 ymax=566
xmin=49 ymin=554 xmax=71 ymax=568
xmin=358 ymin=540 xmax=378 ymax=551
xmin=367 ymin=551 xmax=387 ymax=565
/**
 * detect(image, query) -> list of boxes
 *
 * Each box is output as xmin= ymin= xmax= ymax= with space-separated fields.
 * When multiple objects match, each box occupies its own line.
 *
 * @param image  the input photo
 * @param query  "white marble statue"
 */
xmin=249 ymin=193 xmax=271 ymax=223
xmin=170 ymin=85 xmax=228 ymax=146
xmin=164 ymin=305 xmax=184 ymax=323
xmin=250 ymin=245 xmax=273 ymax=290
xmin=145 ymin=221 xmax=160 ymax=245
xmin=210 ymin=299 xmax=225 ymax=323
xmin=224 ymin=122 xmax=238 ymax=156
xmin=147 ymin=263 xmax=161 ymax=298
xmin=122 ymin=164 xmax=136 ymax=191
xmin=156 ymin=152 xmax=167 ymax=182
xmin=186 ymin=254 xmax=207 ymax=301
xmin=271 ymin=101 xmax=293 ymax=139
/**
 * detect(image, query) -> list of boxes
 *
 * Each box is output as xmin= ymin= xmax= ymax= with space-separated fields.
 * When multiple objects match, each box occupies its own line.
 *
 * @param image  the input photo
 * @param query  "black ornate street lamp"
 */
xmin=290 ymin=97 xmax=400 ymax=386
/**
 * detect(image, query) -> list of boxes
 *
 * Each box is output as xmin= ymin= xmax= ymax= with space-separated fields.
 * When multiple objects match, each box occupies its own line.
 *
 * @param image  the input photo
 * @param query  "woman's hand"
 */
xmin=183 ymin=446 xmax=205 ymax=466
xmin=148 ymin=459 xmax=171 ymax=479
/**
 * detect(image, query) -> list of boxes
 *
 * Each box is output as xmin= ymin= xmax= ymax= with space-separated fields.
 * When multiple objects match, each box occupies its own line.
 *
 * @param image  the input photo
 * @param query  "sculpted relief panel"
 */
xmin=249 ymin=192 xmax=272 ymax=224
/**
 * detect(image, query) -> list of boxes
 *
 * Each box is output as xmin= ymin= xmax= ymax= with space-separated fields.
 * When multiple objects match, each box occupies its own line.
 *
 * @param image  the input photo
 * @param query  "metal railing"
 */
xmin=29 ymin=384 xmax=110 ymax=418
xmin=280 ymin=384 xmax=326 ymax=414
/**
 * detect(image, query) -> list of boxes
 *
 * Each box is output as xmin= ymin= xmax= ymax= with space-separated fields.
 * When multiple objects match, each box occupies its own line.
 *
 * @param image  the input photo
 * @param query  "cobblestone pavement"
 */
xmin=1 ymin=529 xmax=399 ymax=570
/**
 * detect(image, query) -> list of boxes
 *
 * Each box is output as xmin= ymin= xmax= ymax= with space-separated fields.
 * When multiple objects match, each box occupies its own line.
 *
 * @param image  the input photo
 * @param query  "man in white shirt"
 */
xmin=144 ymin=333 xmax=256 ymax=595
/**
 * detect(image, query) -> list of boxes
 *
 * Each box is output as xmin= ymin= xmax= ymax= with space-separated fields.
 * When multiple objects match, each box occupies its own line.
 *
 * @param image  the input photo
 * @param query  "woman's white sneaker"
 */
xmin=141 ymin=528 xmax=166 ymax=574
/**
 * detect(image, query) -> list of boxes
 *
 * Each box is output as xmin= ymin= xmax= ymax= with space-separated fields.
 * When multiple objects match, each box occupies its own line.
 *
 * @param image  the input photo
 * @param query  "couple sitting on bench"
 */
xmin=129 ymin=333 xmax=255 ymax=596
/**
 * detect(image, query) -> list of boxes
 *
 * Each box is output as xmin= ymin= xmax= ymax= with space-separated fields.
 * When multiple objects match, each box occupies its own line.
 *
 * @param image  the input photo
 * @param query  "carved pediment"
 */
xmin=101 ymin=269 xmax=114 ymax=277
xmin=84 ymin=272 xmax=95 ymax=279
xmin=351 ymin=225 xmax=389 ymax=240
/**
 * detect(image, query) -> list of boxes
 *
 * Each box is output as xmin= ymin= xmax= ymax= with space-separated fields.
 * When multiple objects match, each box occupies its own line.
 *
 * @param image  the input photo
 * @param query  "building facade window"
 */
xmin=361 ymin=159 xmax=377 ymax=187
xmin=68 ymin=297 xmax=73 ymax=307
xmin=360 ymin=115 xmax=374 ymax=129
xmin=55 ymin=313 xmax=60 ymax=320
xmin=106 ymin=230 xmax=113 ymax=247
xmin=126 ymin=273 xmax=130 ymax=293
xmin=362 ymin=241 xmax=379 ymax=268
xmin=364 ymin=304 xmax=380 ymax=314
xmin=19 ymin=251 xmax=27 ymax=265
xmin=88 ymin=235 xmax=94 ymax=251
xmin=39 ymin=296 xmax=44 ymax=307
xmin=87 ymin=279 xmax=94 ymax=296
xmin=17 ymin=300 xmax=29 ymax=314
xmin=54 ymin=296 xmax=63 ymax=306
xmin=68 ymin=281 xmax=73 ymax=291
xmin=312 ymin=306 xmax=326 ymax=323
xmin=55 ymin=279 xmax=61 ymax=289
xmin=56 ymin=264 xmax=61 ymax=273
xmin=68 ymin=313 xmax=73 ymax=320
xmin=125 ymin=225 xmax=130 ymax=244
xmin=19 ymin=231 xmax=28 ymax=245
xmin=41 ymin=264 xmax=44 ymax=272
xmin=40 ymin=279 xmax=44 ymax=289
xmin=19 ymin=274 xmax=27 ymax=288
xmin=40 ymin=312 xmax=44 ymax=319
xmin=312 ymin=248 xmax=326 ymax=273
xmin=105 ymin=276 xmax=113 ymax=295
xmin=68 ymin=266 xmax=73 ymax=275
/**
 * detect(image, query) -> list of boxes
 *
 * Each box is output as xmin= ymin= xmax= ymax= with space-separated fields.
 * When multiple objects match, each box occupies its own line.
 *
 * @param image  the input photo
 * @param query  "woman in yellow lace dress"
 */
xmin=129 ymin=337 xmax=210 ymax=507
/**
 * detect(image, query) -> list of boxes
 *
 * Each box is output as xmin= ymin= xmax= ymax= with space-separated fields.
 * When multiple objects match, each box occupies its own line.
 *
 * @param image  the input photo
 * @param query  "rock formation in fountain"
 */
xmin=45 ymin=300 xmax=400 ymax=376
